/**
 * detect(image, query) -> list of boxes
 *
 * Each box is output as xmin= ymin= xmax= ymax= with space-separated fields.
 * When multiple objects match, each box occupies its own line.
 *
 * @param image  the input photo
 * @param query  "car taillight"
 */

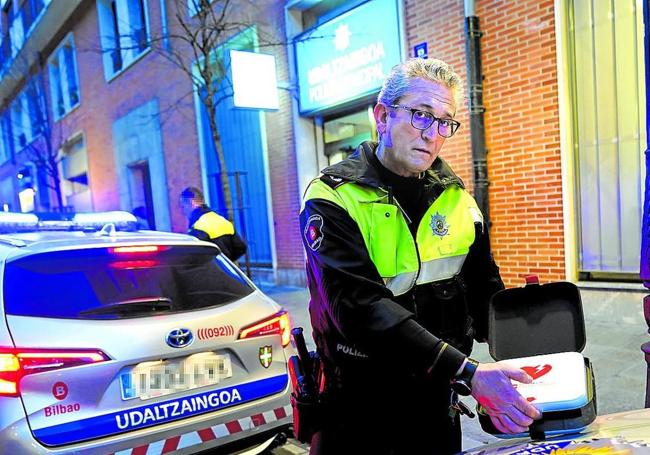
xmin=238 ymin=311 xmax=291 ymax=347
xmin=109 ymin=260 xmax=159 ymax=269
xmin=110 ymin=245 xmax=161 ymax=254
xmin=0 ymin=348 xmax=110 ymax=397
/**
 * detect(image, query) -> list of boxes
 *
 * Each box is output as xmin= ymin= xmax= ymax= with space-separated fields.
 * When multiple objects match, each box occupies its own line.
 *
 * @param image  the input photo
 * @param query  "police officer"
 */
xmin=180 ymin=186 xmax=247 ymax=261
xmin=299 ymin=58 xmax=541 ymax=454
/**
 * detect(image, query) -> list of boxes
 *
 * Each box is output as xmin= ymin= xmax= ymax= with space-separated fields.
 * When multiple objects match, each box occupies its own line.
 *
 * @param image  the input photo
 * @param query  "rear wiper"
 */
xmin=79 ymin=297 xmax=173 ymax=316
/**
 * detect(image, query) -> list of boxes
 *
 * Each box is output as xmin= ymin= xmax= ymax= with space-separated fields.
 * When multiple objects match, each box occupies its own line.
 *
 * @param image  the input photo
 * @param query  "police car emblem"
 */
xmin=304 ymin=214 xmax=324 ymax=251
xmin=430 ymin=212 xmax=450 ymax=238
xmin=166 ymin=328 xmax=194 ymax=348
xmin=259 ymin=346 xmax=272 ymax=368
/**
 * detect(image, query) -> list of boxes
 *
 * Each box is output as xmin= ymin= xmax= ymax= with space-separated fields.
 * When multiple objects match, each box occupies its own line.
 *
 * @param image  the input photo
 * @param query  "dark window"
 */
xmin=110 ymin=0 xmax=122 ymax=72
xmin=4 ymin=245 xmax=253 ymax=319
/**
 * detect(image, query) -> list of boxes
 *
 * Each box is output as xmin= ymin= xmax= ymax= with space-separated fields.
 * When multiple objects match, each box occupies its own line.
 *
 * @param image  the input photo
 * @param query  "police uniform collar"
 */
xmin=321 ymin=141 xmax=465 ymax=190
xmin=188 ymin=204 xmax=211 ymax=227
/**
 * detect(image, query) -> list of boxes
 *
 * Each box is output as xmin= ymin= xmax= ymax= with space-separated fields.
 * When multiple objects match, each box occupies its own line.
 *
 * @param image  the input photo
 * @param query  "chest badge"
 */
xmin=430 ymin=212 xmax=450 ymax=238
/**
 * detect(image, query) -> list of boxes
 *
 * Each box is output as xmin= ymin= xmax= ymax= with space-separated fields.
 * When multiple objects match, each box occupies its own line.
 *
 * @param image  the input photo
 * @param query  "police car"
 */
xmin=463 ymin=408 xmax=650 ymax=454
xmin=0 ymin=211 xmax=293 ymax=454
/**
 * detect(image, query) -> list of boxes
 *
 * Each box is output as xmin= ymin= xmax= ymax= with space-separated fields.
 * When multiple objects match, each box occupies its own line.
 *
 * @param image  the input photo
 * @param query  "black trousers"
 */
xmin=308 ymin=378 xmax=462 ymax=455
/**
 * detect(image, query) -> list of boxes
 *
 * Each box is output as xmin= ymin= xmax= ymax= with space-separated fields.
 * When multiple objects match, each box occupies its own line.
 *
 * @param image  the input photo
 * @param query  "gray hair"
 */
xmin=377 ymin=58 xmax=464 ymax=106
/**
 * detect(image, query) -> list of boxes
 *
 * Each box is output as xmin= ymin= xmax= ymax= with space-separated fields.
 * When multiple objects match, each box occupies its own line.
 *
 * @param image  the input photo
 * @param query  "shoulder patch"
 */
xmin=320 ymin=174 xmax=345 ymax=190
xmin=304 ymin=214 xmax=324 ymax=251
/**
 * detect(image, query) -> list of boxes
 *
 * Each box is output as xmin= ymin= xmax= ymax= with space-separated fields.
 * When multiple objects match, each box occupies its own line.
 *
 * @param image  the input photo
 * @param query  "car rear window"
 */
xmin=3 ymin=245 xmax=255 ymax=319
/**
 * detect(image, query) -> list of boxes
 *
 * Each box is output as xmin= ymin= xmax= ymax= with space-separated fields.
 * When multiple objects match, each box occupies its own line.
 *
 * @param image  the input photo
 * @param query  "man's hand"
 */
xmin=471 ymin=362 xmax=542 ymax=434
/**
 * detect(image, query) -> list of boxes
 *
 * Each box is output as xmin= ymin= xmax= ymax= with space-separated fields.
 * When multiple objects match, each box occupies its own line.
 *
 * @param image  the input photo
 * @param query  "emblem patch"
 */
xmin=259 ymin=346 xmax=273 ymax=368
xmin=430 ymin=212 xmax=450 ymax=238
xmin=52 ymin=382 xmax=69 ymax=400
xmin=304 ymin=214 xmax=324 ymax=251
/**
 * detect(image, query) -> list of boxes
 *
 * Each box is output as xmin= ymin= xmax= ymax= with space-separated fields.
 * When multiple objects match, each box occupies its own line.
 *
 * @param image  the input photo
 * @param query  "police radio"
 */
xmin=289 ymin=327 xmax=321 ymax=443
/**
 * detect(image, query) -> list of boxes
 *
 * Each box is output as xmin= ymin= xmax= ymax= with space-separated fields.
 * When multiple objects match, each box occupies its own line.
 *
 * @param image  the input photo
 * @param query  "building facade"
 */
xmin=285 ymin=0 xmax=647 ymax=287
xmin=0 ymin=0 xmax=306 ymax=285
xmin=0 ymin=0 xmax=646 ymax=288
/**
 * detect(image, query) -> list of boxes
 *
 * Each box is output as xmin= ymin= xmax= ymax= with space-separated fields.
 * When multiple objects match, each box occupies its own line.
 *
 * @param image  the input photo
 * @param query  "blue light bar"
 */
xmin=0 ymin=212 xmax=39 ymax=226
xmin=0 ymin=211 xmax=140 ymax=233
xmin=72 ymin=212 xmax=138 ymax=232
xmin=72 ymin=212 xmax=137 ymax=225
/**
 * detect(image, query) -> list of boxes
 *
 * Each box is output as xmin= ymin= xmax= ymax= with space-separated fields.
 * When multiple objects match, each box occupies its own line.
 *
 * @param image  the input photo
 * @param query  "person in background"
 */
xmin=179 ymin=186 xmax=247 ymax=262
xmin=299 ymin=58 xmax=541 ymax=454
xmin=131 ymin=206 xmax=150 ymax=230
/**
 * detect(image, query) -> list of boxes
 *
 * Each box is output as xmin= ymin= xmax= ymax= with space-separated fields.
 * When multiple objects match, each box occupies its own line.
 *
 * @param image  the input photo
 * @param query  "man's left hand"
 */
xmin=471 ymin=362 xmax=542 ymax=434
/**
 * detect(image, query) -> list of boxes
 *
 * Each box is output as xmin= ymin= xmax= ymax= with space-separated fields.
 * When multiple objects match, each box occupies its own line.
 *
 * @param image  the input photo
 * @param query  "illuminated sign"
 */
xmin=295 ymin=0 xmax=403 ymax=114
xmin=230 ymin=50 xmax=279 ymax=110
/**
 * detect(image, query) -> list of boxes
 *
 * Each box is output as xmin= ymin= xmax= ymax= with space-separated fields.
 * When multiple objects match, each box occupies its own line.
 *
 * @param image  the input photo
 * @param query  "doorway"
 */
xmin=566 ymin=0 xmax=646 ymax=280
xmin=128 ymin=161 xmax=155 ymax=229
xmin=323 ymin=106 xmax=376 ymax=165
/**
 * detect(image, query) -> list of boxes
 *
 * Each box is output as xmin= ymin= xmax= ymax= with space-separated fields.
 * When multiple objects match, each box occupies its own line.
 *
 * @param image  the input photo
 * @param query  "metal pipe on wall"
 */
xmin=463 ymin=0 xmax=490 ymax=227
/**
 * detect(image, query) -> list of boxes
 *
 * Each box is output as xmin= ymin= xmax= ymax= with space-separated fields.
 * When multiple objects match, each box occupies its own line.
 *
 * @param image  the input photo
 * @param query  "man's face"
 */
xmin=179 ymin=197 xmax=194 ymax=218
xmin=374 ymin=78 xmax=457 ymax=177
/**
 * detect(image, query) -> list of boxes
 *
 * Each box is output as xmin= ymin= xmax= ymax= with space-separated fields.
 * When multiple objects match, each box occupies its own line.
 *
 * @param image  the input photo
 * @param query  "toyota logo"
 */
xmin=166 ymin=328 xmax=194 ymax=348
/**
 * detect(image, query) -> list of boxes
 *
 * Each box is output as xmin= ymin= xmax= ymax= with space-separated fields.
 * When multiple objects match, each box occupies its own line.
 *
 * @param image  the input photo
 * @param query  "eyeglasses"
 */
xmin=389 ymin=105 xmax=461 ymax=138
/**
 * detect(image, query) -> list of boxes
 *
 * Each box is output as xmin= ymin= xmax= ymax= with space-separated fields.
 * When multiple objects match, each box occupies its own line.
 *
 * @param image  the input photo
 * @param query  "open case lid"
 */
xmin=488 ymin=276 xmax=586 ymax=361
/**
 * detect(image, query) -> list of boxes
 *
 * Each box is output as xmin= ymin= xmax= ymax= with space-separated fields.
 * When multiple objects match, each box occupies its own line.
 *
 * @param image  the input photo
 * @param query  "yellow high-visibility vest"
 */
xmin=192 ymin=211 xmax=234 ymax=239
xmin=303 ymin=179 xmax=483 ymax=296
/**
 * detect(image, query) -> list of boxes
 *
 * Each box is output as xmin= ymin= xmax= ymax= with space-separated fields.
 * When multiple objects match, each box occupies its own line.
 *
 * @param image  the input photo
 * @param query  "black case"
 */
xmin=477 ymin=276 xmax=597 ymax=439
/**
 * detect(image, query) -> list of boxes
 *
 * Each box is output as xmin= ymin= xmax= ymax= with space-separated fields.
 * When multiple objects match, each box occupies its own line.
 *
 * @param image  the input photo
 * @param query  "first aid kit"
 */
xmin=477 ymin=276 xmax=597 ymax=439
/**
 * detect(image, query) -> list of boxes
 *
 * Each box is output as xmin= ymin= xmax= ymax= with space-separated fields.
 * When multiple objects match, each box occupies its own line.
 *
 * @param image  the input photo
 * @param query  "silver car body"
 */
xmin=0 ymin=222 xmax=293 ymax=454
xmin=464 ymin=408 xmax=650 ymax=454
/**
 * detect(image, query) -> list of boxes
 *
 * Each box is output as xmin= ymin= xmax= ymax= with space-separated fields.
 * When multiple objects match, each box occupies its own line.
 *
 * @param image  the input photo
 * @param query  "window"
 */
xmin=48 ymin=33 xmax=80 ymax=120
xmin=4 ymin=245 xmax=253 ymax=319
xmin=25 ymin=77 xmax=45 ymax=137
xmin=10 ymin=77 xmax=46 ymax=150
xmin=0 ymin=175 xmax=14 ymax=212
xmin=0 ymin=112 xmax=11 ymax=164
xmin=324 ymin=107 xmax=375 ymax=165
xmin=60 ymin=134 xmax=91 ymax=211
xmin=0 ymin=1 xmax=11 ymax=65
xmin=16 ymin=163 xmax=36 ymax=212
xmin=96 ymin=0 xmax=149 ymax=79
xmin=7 ymin=0 xmax=23 ymax=59
xmin=11 ymin=92 xmax=30 ymax=149
xmin=568 ymin=0 xmax=646 ymax=276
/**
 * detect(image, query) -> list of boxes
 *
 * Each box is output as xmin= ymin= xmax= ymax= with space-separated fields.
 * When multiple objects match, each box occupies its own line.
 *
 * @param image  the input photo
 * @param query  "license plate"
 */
xmin=120 ymin=352 xmax=232 ymax=400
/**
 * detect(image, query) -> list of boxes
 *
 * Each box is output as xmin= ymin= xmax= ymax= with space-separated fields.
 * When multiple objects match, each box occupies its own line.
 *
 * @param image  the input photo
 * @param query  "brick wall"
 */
xmin=257 ymin=1 xmax=304 ymax=273
xmin=58 ymin=1 xmax=201 ymax=223
xmin=404 ymin=0 xmax=565 ymax=286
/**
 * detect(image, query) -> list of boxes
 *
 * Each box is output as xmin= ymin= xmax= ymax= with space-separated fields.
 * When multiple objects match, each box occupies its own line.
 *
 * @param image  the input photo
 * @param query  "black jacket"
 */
xmin=300 ymin=142 xmax=504 ymax=392
xmin=188 ymin=205 xmax=247 ymax=262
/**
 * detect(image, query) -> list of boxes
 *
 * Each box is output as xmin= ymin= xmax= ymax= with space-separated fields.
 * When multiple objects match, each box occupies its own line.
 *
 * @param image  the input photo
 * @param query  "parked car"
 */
xmin=463 ymin=408 xmax=650 ymax=454
xmin=0 ymin=211 xmax=293 ymax=454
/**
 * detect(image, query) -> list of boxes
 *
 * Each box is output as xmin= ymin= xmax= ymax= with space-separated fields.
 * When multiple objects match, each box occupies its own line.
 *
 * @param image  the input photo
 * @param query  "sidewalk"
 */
xmin=261 ymin=283 xmax=649 ymax=451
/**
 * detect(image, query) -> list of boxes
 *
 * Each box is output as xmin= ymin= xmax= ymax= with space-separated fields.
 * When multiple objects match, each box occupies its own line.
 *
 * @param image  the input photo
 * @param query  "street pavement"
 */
xmin=259 ymin=282 xmax=650 ymax=453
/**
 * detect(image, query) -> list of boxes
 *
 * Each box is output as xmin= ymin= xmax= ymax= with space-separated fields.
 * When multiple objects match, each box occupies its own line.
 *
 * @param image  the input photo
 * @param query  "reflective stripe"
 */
xmin=468 ymin=206 xmax=484 ymax=234
xmin=468 ymin=206 xmax=483 ymax=224
xmin=385 ymin=271 xmax=418 ymax=296
xmin=416 ymin=254 xmax=468 ymax=285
